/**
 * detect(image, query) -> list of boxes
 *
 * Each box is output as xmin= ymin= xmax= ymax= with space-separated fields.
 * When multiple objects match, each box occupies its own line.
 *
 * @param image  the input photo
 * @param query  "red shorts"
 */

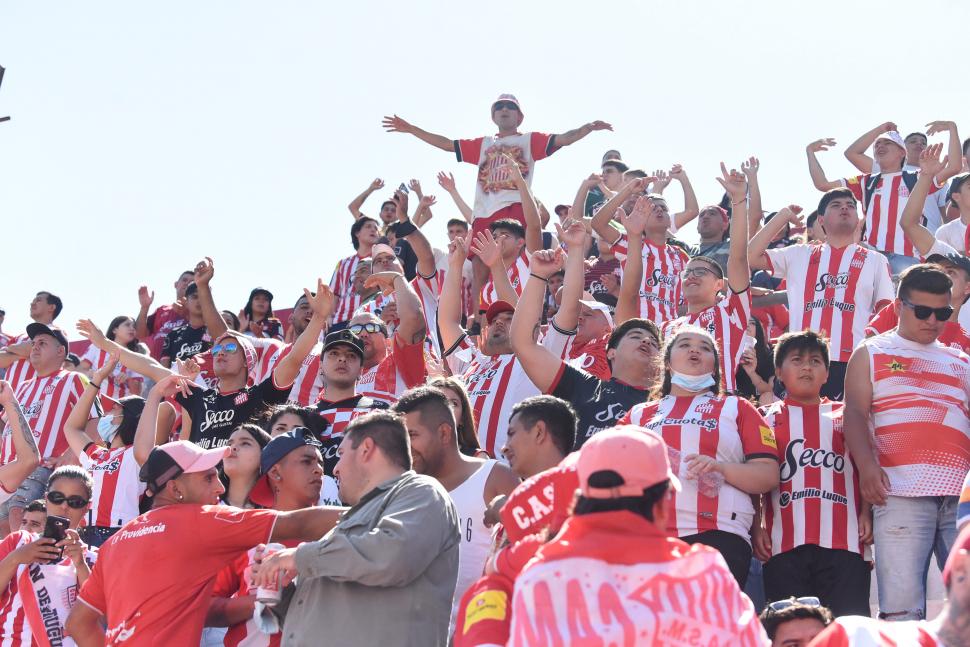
xmin=469 ymin=203 xmax=526 ymax=260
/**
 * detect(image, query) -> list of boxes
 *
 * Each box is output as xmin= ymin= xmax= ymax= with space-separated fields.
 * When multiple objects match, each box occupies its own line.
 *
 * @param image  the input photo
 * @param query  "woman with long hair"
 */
xmin=221 ymin=423 xmax=272 ymax=508
xmin=240 ymin=288 xmax=283 ymax=340
xmin=428 ymin=376 xmax=489 ymax=458
xmin=621 ymin=326 xmax=779 ymax=586
xmin=735 ymin=316 xmax=779 ymax=405
xmin=79 ymin=315 xmax=148 ymax=397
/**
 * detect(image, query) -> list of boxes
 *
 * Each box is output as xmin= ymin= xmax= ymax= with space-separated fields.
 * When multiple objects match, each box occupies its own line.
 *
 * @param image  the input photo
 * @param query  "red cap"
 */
xmin=577 ymin=425 xmax=681 ymax=499
xmin=485 ymin=300 xmax=515 ymax=324
xmin=942 ymin=523 xmax=970 ymax=587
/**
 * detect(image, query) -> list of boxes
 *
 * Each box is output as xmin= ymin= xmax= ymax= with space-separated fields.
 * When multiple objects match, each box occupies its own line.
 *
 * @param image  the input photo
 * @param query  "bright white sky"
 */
xmin=1 ymin=0 xmax=965 ymax=336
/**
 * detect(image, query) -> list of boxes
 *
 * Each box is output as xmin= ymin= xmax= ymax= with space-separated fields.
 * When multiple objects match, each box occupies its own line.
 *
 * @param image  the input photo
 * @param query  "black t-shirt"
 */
xmin=161 ymin=324 xmax=211 ymax=363
xmin=392 ymin=238 xmax=419 ymax=281
xmin=551 ymin=363 xmax=650 ymax=450
xmin=177 ymin=377 xmax=289 ymax=449
xmin=313 ymin=395 xmax=390 ymax=475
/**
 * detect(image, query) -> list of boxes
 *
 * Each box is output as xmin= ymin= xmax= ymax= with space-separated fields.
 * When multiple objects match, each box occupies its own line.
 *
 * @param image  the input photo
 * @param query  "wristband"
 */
xmin=530 ymin=273 xmax=550 ymax=283
xmin=88 ymin=382 xmax=101 ymax=390
xmin=394 ymin=220 xmax=417 ymax=237
xmin=732 ymin=198 xmax=745 ymax=206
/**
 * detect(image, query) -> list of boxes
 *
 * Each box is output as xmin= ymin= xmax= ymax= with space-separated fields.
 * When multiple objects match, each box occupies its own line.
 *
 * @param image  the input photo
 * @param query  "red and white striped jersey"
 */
xmin=1 ymin=370 xmax=87 ymax=462
xmin=662 ymin=289 xmax=752 ymax=393
xmin=842 ymin=172 xmax=940 ymax=257
xmin=543 ymin=326 xmax=612 ymax=381
xmin=356 ymin=334 xmax=427 ymax=404
xmin=267 ymin=341 xmax=324 ymax=407
xmin=328 ymin=251 xmax=369 ymax=324
xmin=864 ymin=331 xmax=970 ymax=497
xmin=811 ymin=615 xmax=941 ymax=646
xmin=79 ymin=444 xmax=144 ymax=529
xmin=355 ymin=271 xmax=446 ymax=356
xmin=610 ymin=234 xmax=688 ymax=325
xmin=80 ymin=346 xmax=144 ymax=400
xmin=446 ymin=336 xmax=540 ymax=457
xmin=622 ymin=393 xmax=779 ymax=540
xmin=314 ymin=395 xmax=389 ymax=476
xmin=761 ymin=399 xmax=862 ymax=555
xmin=764 ymin=243 xmax=894 ymax=362
xmin=3 ymin=334 xmax=34 ymax=391
xmin=866 ymin=303 xmax=970 ymax=354
xmin=480 ymin=251 xmax=530 ymax=312
xmin=509 ymin=511 xmax=769 ymax=647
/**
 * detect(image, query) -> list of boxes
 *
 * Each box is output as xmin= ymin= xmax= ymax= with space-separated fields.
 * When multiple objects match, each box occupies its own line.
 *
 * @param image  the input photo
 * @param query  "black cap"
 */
xmin=104 ymin=394 xmax=147 ymax=418
xmin=184 ymin=282 xmax=199 ymax=297
xmin=322 ymin=329 xmax=364 ymax=361
xmin=249 ymin=287 xmax=274 ymax=301
xmin=64 ymin=353 xmax=81 ymax=366
xmin=926 ymin=252 xmax=970 ymax=277
xmin=26 ymin=323 xmax=69 ymax=352
xmin=946 ymin=173 xmax=970 ymax=206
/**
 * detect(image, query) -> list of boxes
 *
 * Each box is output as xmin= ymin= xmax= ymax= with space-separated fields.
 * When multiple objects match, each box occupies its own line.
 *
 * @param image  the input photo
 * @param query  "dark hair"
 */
xmin=606 ymin=318 xmax=662 ymax=371
xmin=446 ymin=218 xmax=469 ymax=231
xmin=115 ymin=400 xmax=143 ymax=446
xmin=549 ymin=270 xmax=565 ymax=280
xmin=244 ymin=290 xmax=275 ymax=321
xmin=734 ymin=317 xmax=775 ymax=400
xmin=47 ymin=465 xmax=94 ymax=500
xmin=380 ymin=200 xmax=396 ymax=212
xmin=774 ymin=330 xmax=830 ymax=369
xmin=234 ymin=422 xmax=272 ymax=450
xmin=263 ymin=404 xmax=328 ymax=438
xmin=37 ymin=291 xmax=63 ymax=319
xmin=178 ymin=270 xmax=195 ymax=281
xmin=817 ymin=188 xmax=857 ymax=215
xmin=393 ymin=386 xmax=457 ymax=443
xmin=107 ymin=316 xmax=142 ymax=352
xmin=344 ymin=411 xmax=412 ymax=470
xmin=897 ymin=263 xmax=952 ymax=302
xmin=221 ymin=310 xmax=241 ymax=332
xmin=601 ymin=160 xmax=629 ymax=174
xmin=573 ymin=479 xmax=670 ymax=522
xmin=654 ymin=327 xmax=722 ymax=399
xmin=25 ymin=499 xmax=46 ymax=514
xmin=489 ymin=218 xmax=526 ymax=240
xmin=963 ymin=137 xmax=970 ymax=157
xmin=509 ymin=395 xmax=577 ymax=457
xmin=904 ymin=131 xmax=927 ymax=144
xmin=805 ymin=210 xmax=819 ymax=229
xmin=688 ymin=255 xmax=725 ymax=279
xmin=351 ymin=217 xmax=379 ymax=250
xmin=428 ymin=377 xmax=480 ymax=455
xmin=624 ymin=169 xmax=648 ymax=180
xmin=759 ymin=601 xmax=834 ymax=640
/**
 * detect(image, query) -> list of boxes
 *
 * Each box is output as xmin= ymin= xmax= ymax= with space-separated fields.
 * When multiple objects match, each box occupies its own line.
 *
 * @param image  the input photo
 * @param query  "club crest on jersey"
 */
xmin=234 ymin=393 xmax=249 ymax=406
xmin=693 ymin=401 xmax=715 ymax=415
xmin=886 ymin=358 xmax=907 ymax=373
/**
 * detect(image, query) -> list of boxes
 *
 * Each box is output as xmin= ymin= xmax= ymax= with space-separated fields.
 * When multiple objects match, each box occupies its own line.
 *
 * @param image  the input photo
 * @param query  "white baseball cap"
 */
xmin=578 ymin=299 xmax=614 ymax=328
xmin=874 ymin=131 xmax=906 ymax=153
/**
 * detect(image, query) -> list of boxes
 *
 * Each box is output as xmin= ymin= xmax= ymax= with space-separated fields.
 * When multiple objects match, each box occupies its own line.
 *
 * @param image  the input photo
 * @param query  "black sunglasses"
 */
xmin=349 ymin=322 xmax=388 ymax=336
xmin=46 ymin=491 xmax=89 ymax=509
xmin=493 ymin=101 xmax=518 ymax=111
xmin=901 ymin=299 xmax=953 ymax=322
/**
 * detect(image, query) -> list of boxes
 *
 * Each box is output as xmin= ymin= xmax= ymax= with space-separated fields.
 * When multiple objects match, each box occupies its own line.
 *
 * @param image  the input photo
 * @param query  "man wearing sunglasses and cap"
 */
xmin=77 ymin=279 xmax=335 ymax=450
xmin=65 ymin=439 xmax=343 ymax=646
xmin=507 ymin=426 xmax=768 ymax=645
xmin=0 ymin=291 xmax=63 ymax=391
xmin=844 ymin=264 xmax=970 ymax=622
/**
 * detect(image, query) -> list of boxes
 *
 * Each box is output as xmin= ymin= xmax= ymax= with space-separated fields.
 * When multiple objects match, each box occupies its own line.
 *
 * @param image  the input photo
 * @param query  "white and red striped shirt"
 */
xmin=509 ymin=511 xmax=769 ymax=647
xmin=764 ymin=243 xmax=894 ymax=362
xmin=864 ymin=331 xmax=970 ymax=497
xmin=842 ymin=172 xmax=940 ymax=257
xmin=811 ymin=615 xmax=941 ymax=646
xmin=662 ymin=289 xmax=753 ymax=393
xmin=355 ymin=271 xmax=446 ymax=356
xmin=622 ymin=393 xmax=779 ymax=540
xmin=610 ymin=234 xmax=688 ymax=325
xmin=80 ymin=347 xmax=143 ymax=400
xmin=1 ymin=370 xmax=86 ymax=462
xmin=761 ymin=399 xmax=862 ymax=555
xmin=328 ymin=252 xmax=369 ymax=324
xmin=446 ymin=337 xmax=540 ymax=457
xmin=541 ymin=324 xmax=611 ymax=381
xmin=3 ymin=334 xmax=33 ymax=391
xmin=267 ymin=341 xmax=323 ymax=407
xmin=480 ymin=251 xmax=530 ymax=312
xmin=79 ymin=444 xmax=144 ymax=529
xmin=356 ymin=334 xmax=427 ymax=404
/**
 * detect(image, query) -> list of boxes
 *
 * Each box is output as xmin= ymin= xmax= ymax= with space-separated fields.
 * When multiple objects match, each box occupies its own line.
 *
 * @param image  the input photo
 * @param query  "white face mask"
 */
xmin=670 ymin=370 xmax=716 ymax=393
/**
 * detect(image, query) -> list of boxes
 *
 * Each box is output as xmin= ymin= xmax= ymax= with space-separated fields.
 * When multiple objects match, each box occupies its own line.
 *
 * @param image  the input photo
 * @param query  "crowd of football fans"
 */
xmin=1 ymin=95 xmax=969 ymax=646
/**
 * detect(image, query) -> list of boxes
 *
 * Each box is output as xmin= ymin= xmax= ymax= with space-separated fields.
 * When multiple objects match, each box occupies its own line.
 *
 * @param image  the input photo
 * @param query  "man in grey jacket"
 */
xmin=254 ymin=410 xmax=460 ymax=647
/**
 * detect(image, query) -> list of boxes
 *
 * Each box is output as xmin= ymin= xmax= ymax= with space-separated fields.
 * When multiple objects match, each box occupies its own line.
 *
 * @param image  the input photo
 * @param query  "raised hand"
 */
xmin=194 ymin=257 xmax=214 ymax=286
xmin=582 ymin=173 xmax=603 ymax=191
xmin=806 ymin=138 xmax=837 ymax=153
xmin=76 ymin=319 xmax=108 ymax=349
xmin=623 ymin=199 xmax=651 ymax=237
xmin=93 ymin=351 xmax=120 ymax=385
xmin=669 ymin=164 xmax=687 ymax=181
xmin=369 ymin=178 xmax=385 ymax=192
xmin=651 ymin=169 xmax=672 ymax=193
xmin=408 ymin=179 xmax=423 ymax=196
xmin=555 ymin=218 xmax=588 ymax=251
xmin=419 ymin=194 xmax=437 ymax=210
xmin=392 ymin=189 xmax=410 ymax=222
xmin=499 ymin=153 xmax=525 ymax=186
xmin=741 ymin=157 xmax=760 ymax=179
xmin=381 ymin=115 xmax=414 ymax=134
xmin=586 ymin=120 xmax=613 ymax=132
xmin=437 ymin=171 xmax=457 ymax=193
xmin=137 ymin=286 xmax=155 ymax=309
xmin=926 ymin=120 xmax=956 ymax=136
xmin=878 ymin=121 xmax=898 ymax=133
xmin=775 ymin=204 xmax=805 ymax=229
xmin=153 ymin=371 xmax=196 ymax=399
xmin=305 ymin=280 xmax=336 ymax=319
xmin=363 ymin=271 xmax=403 ymax=297
xmin=237 ymin=309 xmax=250 ymax=333
xmin=918 ymin=142 xmax=946 ymax=177
xmin=529 ymin=248 xmax=565 ymax=277
xmin=715 ymin=162 xmax=747 ymax=202
xmin=470 ymin=230 xmax=503 ymax=268
xmin=448 ymin=235 xmax=471 ymax=266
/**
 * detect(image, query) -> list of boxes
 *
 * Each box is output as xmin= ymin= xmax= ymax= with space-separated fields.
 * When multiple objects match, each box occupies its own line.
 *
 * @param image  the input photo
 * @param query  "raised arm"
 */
xmin=615 ymin=201 xmax=648 ymax=325
xmin=844 ymin=122 xmax=896 ymax=173
xmin=742 ymin=157 xmax=763 ymax=237
xmin=502 ymin=154 xmax=543 ymax=253
xmin=927 ymin=120 xmax=963 ymax=184
xmin=669 ymin=164 xmax=699 ymax=231
xmin=274 ymin=281 xmax=332 ymax=388
xmin=192 ymin=257 xmax=229 ymax=339
xmin=551 ymin=184 xmax=598 ymax=331
xmin=364 ymin=273 xmax=426 ymax=345
xmin=716 ymin=163 xmax=751 ymax=293
xmin=393 ymin=190 xmax=436 ymax=278
xmin=553 ymin=120 xmax=613 ymax=148
xmin=382 ymin=115 xmax=455 ymax=153
xmin=439 ymin=236 xmax=470 ymax=351
xmin=134 ymin=286 xmax=155 ymax=340
xmin=77 ymin=319 xmax=174 ymax=384
xmin=901 ymin=143 xmax=948 ymax=257
xmin=348 ymin=178 xmax=385 ymax=220
xmin=64 ymin=357 xmax=119 ymax=457
xmin=436 ymin=172 xmax=473 ymax=224
xmin=591 ymin=177 xmax=646 ymax=242
xmin=471 ymin=231 xmax=517 ymax=306
xmin=133 ymin=375 xmax=186 ymax=464
xmin=0 ymin=343 xmax=31 ymax=369
xmin=806 ymin=138 xmax=842 ymax=191
xmin=842 ymin=345 xmax=888 ymax=506
xmin=747 ymin=206 xmax=804 ymax=271
xmin=0 ymin=381 xmax=41 ymax=491
xmin=510 ymin=249 xmax=567 ymax=393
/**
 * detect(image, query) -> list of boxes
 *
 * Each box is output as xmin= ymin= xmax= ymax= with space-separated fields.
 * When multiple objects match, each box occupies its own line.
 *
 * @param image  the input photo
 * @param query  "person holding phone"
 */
xmin=0 ymin=465 xmax=97 ymax=645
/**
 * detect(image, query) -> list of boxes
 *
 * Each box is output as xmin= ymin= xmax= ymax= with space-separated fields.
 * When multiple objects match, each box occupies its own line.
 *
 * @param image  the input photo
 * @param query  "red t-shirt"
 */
xmin=77 ymin=505 xmax=277 ymax=646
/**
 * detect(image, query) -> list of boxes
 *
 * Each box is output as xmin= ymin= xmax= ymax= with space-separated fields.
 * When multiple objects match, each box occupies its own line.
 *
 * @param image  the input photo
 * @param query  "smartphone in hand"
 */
xmin=42 ymin=515 xmax=70 ymax=564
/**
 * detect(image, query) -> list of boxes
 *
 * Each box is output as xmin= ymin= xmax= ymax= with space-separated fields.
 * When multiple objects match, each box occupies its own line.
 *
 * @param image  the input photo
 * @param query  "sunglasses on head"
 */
xmin=901 ymin=299 xmax=953 ymax=321
xmin=46 ymin=491 xmax=89 ymax=509
xmin=349 ymin=323 xmax=388 ymax=336
xmin=493 ymin=101 xmax=518 ymax=111
xmin=211 ymin=342 xmax=240 ymax=357
xmin=767 ymin=596 xmax=820 ymax=613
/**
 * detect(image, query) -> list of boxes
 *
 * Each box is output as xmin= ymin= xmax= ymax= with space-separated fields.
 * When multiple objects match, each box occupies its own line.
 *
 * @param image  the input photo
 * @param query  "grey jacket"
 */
xmin=278 ymin=471 xmax=460 ymax=647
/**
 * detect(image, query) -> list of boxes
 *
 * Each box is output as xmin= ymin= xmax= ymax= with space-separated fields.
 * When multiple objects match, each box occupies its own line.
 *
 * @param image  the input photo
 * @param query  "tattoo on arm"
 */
xmin=14 ymin=405 xmax=39 ymax=458
xmin=410 ymin=326 xmax=427 ymax=346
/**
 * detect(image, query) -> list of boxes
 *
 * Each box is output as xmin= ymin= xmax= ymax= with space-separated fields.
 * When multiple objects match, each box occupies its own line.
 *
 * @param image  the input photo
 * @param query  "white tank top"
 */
xmin=448 ymin=459 xmax=497 ymax=626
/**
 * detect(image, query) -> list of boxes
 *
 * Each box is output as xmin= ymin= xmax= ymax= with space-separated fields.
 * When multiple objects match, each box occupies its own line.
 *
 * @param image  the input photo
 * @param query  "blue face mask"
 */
xmin=97 ymin=416 xmax=121 ymax=444
xmin=670 ymin=370 xmax=716 ymax=393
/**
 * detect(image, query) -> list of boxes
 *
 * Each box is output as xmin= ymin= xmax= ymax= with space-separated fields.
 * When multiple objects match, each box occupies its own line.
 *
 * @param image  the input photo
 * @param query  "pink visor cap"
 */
xmin=577 ymin=425 xmax=681 ymax=499
xmin=139 ymin=441 xmax=230 ymax=495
